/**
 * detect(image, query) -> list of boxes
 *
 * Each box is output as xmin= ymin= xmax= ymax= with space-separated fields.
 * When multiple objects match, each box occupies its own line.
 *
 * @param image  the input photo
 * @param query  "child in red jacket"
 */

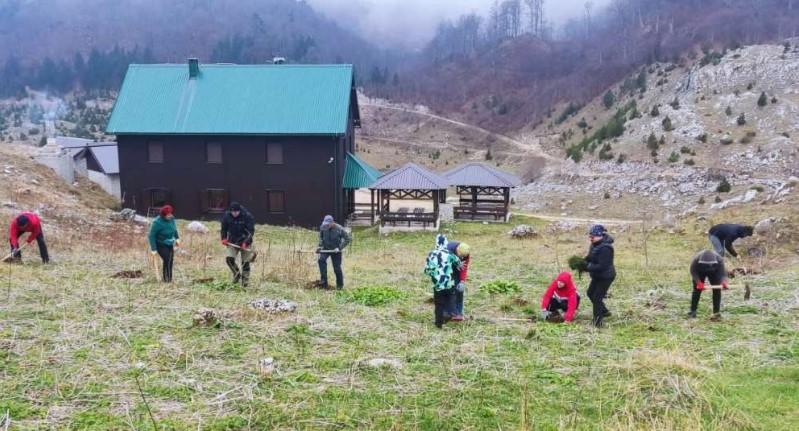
xmin=540 ymin=272 xmax=580 ymax=322
xmin=8 ymin=212 xmax=49 ymax=263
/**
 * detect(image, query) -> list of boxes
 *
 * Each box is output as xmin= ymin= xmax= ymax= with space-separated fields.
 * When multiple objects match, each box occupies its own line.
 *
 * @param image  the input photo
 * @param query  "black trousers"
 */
xmin=587 ymin=277 xmax=614 ymax=326
xmin=690 ymin=280 xmax=721 ymax=314
xmin=547 ymin=295 xmax=581 ymax=314
xmin=434 ymin=289 xmax=454 ymax=328
xmin=156 ymin=244 xmax=174 ymax=283
xmin=9 ymin=234 xmax=49 ymax=263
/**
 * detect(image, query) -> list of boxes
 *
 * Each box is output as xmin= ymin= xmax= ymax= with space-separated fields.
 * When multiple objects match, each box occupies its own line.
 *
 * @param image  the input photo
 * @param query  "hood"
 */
xmin=435 ymin=234 xmax=449 ymax=251
xmin=594 ymin=235 xmax=615 ymax=247
xmin=556 ymin=271 xmax=574 ymax=286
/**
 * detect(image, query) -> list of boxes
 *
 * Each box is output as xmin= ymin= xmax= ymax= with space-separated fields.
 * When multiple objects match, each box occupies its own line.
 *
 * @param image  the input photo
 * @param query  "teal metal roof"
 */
xmin=106 ymin=63 xmax=356 ymax=135
xmin=343 ymin=152 xmax=381 ymax=189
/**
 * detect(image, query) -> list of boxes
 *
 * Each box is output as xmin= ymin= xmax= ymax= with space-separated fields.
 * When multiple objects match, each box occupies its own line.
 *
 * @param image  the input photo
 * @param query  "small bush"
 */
xmin=725 ymin=106 xmax=733 ymax=116
xmin=737 ymin=113 xmax=746 ymax=126
xmin=714 ymin=195 xmax=722 ymax=203
xmin=646 ymin=132 xmax=659 ymax=150
xmin=680 ymin=146 xmax=692 ymax=154
xmin=650 ymin=105 xmax=660 ymax=117
xmin=669 ymin=97 xmax=680 ymax=110
xmin=343 ymin=286 xmax=406 ymax=306
xmin=200 ymin=280 xmax=243 ymax=291
xmin=716 ymin=177 xmax=732 ymax=193
xmin=481 ymin=280 xmax=521 ymax=295
xmin=662 ymin=116 xmax=674 ymax=132
xmin=698 ymin=197 xmax=706 ymax=204
xmin=771 ymin=97 xmax=778 ymax=104
xmin=616 ymin=153 xmax=627 ymax=164
xmin=757 ymin=92 xmax=768 ymax=107
xmin=740 ymin=131 xmax=756 ymax=144
xmin=603 ymin=90 xmax=616 ymax=109
xmin=604 ymin=191 xmax=611 ymax=199
xmin=684 ymin=158 xmax=696 ymax=166
xmin=668 ymin=152 xmax=680 ymax=163
xmin=696 ymin=133 xmax=708 ymax=143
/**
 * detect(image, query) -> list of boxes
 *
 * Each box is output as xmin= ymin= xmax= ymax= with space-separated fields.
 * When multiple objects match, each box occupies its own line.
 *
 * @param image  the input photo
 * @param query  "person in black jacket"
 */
xmin=688 ymin=250 xmax=728 ymax=320
xmin=708 ymin=223 xmax=754 ymax=258
xmin=585 ymin=224 xmax=616 ymax=327
xmin=220 ymin=202 xmax=256 ymax=287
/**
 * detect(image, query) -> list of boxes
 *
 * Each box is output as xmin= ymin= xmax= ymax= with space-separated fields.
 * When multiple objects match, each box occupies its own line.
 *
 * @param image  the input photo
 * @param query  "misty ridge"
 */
xmin=0 ymin=0 xmax=798 ymax=134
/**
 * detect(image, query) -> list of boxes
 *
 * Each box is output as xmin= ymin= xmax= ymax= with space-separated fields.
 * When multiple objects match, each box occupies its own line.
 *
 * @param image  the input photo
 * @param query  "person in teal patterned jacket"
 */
xmin=424 ymin=234 xmax=461 ymax=328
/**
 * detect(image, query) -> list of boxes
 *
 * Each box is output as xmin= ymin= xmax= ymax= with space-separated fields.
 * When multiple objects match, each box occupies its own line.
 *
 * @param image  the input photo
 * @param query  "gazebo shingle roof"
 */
xmin=371 ymin=162 xmax=449 ymax=190
xmin=442 ymin=162 xmax=521 ymax=188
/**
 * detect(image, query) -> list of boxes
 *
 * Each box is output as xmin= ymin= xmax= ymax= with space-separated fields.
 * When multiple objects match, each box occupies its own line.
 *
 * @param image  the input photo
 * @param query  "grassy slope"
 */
xmin=1 ymin=211 xmax=797 ymax=430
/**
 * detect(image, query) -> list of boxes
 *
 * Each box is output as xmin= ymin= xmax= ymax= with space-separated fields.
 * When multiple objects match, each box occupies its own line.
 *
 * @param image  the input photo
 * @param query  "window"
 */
xmin=203 ymin=189 xmax=228 ymax=213
xmin=148 ymin=188 xmax=170 ymax=208
xmin=147 ymin=141 xmax=164 ymax=163
xmin=206 ymin=142 xmax=223 ymax=164
xmin=266 ymin=190 xmax=285 ymax=213
xmin=266 ymin=143 xmax=284 ymax=164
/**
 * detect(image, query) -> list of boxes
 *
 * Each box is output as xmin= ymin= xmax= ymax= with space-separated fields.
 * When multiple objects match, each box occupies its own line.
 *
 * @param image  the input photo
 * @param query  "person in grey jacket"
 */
xmin=316 ymin=215 xmax=351 ymax=289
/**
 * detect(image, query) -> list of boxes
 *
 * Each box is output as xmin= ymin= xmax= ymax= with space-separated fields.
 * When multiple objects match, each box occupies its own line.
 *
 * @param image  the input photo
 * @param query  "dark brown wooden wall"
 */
xmin=117 ymin=134 xmax=348 ymax=227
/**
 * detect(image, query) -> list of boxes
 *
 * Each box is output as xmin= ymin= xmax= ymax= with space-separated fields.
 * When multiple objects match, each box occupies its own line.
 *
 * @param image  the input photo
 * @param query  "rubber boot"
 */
xmin=241 ymin=262 xmax=251 ymax=287
xmin=226 ymin=257 xmax=240 ymax=283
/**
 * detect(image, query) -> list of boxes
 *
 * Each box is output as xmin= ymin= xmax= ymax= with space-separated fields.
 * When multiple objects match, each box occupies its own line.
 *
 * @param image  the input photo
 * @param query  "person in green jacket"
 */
xmin=424 ymin=234 xmax=461 ymax=328
xmin=316 ymin=215 xmax=351 ymax=289
xmin=148 ymin=205 xmax=180 ymax=283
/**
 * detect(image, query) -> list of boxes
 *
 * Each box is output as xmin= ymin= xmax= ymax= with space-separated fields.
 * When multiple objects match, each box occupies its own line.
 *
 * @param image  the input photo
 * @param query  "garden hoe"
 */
xmin=1 ymin=242 xmax=31 ymax=263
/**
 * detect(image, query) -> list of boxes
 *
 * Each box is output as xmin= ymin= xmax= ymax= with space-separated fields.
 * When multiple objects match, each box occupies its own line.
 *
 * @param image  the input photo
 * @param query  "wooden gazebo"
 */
xmin=370 ymin=163 xmax=449 ymax=231
xmin=442 ymin=162 xmax=521 ymax=222
xmin=343 ymin=152 xmax=382 ymax=225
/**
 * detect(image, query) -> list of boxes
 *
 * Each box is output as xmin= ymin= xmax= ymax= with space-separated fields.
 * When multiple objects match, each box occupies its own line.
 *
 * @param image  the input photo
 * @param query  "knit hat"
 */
xmin=230 ymin=202 xmax=242 ymax=212
xmin=456 ymin=243 xmax=471 ymax=257
xmin=160 ymin=205 xmax=173 ymax=217
xmin=17 ymin=215 xmax=29 ymax=226
xmin=588 ymin=224 xmax=607 ymax=237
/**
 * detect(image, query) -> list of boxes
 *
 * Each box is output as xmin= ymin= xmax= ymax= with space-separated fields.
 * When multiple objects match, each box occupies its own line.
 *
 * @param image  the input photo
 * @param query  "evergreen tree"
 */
xmin=650 ymin=105 xmax=660 ymax=117
xmin=603 ymin=90 xmax=615 ymax=109
xmin=757 ymin=92 xmax=768 ymax=107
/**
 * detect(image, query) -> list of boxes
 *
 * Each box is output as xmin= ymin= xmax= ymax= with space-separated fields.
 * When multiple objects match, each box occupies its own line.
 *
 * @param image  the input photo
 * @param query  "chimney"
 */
xmin=188 ymin=58 xmax=200 ymax=78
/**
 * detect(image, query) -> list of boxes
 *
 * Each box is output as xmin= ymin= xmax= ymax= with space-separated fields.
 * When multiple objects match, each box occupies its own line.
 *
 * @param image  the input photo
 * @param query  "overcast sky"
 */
xmin=307 ymin=0 xmax=612 ymax=50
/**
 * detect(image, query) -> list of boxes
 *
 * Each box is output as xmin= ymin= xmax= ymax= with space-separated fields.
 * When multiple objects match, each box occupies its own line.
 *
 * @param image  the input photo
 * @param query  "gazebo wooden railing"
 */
xmin=453 ymin=186 xmax=510 ymax=221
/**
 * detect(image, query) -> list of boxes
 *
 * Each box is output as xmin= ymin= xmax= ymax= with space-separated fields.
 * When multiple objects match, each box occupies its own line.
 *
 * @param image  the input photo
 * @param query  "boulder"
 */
xmin=508 ymin=224 xmax=538 ymax=239
xmin=248 ymin=298 xmax=298 ymax=313
xmin=187 ymin=221 xmax=210 ymax=234
xmin=754 ymin=217 xmax=776 ymax=235
xmin=364 ymin=358 xmax=403 ymax=369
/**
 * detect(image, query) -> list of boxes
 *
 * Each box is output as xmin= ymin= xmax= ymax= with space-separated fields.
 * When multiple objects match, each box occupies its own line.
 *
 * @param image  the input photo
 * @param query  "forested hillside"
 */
xmin=0 ymin=0 xmax=395 ymax=97
xmin=381 ymin=0 xmax=799 ymax=132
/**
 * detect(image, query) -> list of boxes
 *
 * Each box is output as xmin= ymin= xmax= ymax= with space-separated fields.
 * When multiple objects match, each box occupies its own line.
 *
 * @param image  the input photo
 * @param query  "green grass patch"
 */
xmin=340 ymin=285 xmax=407 ymax=306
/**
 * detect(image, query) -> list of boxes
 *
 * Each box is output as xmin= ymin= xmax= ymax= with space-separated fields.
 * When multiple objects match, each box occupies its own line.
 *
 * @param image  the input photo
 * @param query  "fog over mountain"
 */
xmin=307 ymin=0 xmax=612 ymax=50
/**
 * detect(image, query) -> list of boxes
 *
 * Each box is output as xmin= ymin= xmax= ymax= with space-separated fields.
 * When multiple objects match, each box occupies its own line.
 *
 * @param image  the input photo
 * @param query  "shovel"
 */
xmin=225 ymin=242 xmax=258 ymax=263
xmin=2 ymin=242 xmax=31 ymax=263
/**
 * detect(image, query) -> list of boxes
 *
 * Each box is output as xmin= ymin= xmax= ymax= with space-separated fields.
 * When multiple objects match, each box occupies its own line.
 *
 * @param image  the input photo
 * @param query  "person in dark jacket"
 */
xmin=688 ymin=250 xmax=728 ymax=320
xmin=708 ymin=223 xmax=754 ymax=258
xmin=445 ymin=240 xmax=471 ymax=321
xmin=7 ymin=212 xmax=49 ymax=263
xmin=316 ymin=215 xmax=351 ymax=289
xmin=148 ymin=205 xmax=179 ymax=282
xmin=585 ymin=224 xmax=616 ymax=327
xmin=220 ymin=202 xmax=256 ymax=287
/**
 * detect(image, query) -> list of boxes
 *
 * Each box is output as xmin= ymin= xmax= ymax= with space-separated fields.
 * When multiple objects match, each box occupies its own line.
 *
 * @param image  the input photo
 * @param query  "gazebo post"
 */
xmin=433 ymin=189 xmax=440 ymax=227
xmin=471 ymin=186 xmax=478 ymax=220
xmin=370 ymin=189 xmax=375 ymax=226
xmin=504 ymin=187 xmax=510 ymax=220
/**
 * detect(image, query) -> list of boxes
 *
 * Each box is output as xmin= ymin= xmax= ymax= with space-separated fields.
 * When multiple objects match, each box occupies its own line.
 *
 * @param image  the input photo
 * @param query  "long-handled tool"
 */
xmin=225 ymin=242 xmax=258 ymax=262
xmin=2 ymin=242 xmax=31 ymax=263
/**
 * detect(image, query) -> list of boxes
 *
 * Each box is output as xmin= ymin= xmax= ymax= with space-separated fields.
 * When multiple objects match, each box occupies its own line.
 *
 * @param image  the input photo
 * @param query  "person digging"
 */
xmin=148 ymin=205 xmax=180 ymax=283
xmin=424 ymin=234 xmax=461 ymax=329
xmin=445 ymin=239 xmax=471 ymax=321
xmin=6 ymin=212 xmax=49 ymax=264
xmin=316 ymin=215 xmax=351 ymax=290
xmin=539 ymin=271 xmax=581 ymax=324
xmin=688 ymin=250 xmax=729 ymax=321
xmin=220 ymin=202 xmax=256 ymax=287
xmin=708 ymin=223 xmax=754 ymax=258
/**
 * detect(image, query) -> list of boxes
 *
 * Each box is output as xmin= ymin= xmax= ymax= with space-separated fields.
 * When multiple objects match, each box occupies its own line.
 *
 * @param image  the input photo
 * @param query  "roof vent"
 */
xmin=188 ymin=58 xmax=200 ymax=78
xmin=272 ymin=57 xmax=286 ymax=64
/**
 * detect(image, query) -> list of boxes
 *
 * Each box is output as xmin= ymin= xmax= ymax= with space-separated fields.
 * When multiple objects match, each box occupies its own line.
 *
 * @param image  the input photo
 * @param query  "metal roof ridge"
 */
xmin=128 ymin=63 xmax=354 ymax=68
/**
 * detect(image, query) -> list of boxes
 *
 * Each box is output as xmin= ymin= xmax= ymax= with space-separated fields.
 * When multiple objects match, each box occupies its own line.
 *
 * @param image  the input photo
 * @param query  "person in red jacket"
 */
xmin=539 ymin=272 xmax=580 ymax=323
xmin=8 ymin=212 xmax=49 ymax=263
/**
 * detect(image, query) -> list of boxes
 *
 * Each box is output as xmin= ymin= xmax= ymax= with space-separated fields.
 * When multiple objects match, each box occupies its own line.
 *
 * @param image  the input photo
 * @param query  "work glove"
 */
xmin=696 ymin=281 xmax=705 ymax=291
xmin=221 ymin=239 xmax=229 ymax=246
xmin=242 ymin=242 xmax=249 ymax=249
xmin=540 ymin=310 xmax=551 ymax=320
xmin=175 ymin=239 xmax=181 ymax=248
xmin=722 ymin=281 xmax=729 ymax=290
xmin=333 ymin=247 xmax=340 ymax=253
xmin=10 ymin=247 xmax=20 ymax=256
xmin=455 ymin=282 xmax=465 ymax=293
xmin=315 ymin=247 xmax=321 ymax=253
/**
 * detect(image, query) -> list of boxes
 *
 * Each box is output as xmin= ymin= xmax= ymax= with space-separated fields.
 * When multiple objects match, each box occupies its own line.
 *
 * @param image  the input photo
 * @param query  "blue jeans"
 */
xmin=318 ymin=252 xmax=343 ymax=288
xmin=708 ymin=234 xmax=725 ymax=256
